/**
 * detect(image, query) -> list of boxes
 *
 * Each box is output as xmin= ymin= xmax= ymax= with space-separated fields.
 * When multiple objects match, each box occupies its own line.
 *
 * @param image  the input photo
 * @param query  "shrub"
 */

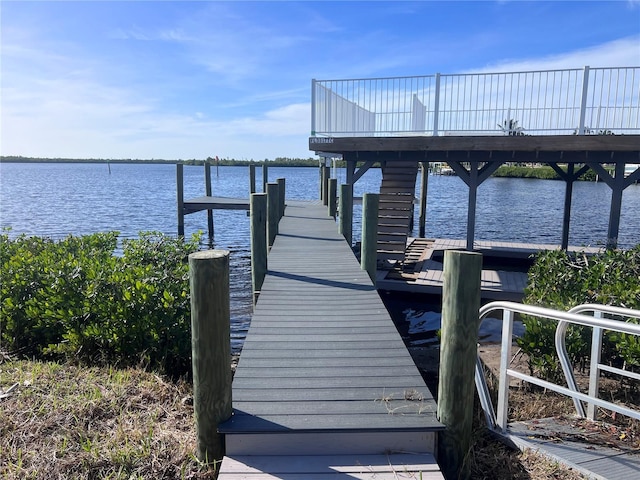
xmin=518 ymin=246 xmax=640 ymax=381
xmin=0 ymin=231 xmax=201 ymax=377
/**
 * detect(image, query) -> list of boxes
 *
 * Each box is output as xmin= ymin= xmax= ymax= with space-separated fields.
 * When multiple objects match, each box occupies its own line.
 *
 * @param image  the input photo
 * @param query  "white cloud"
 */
xmin=477 ymin=35 xmax=640 ymax=73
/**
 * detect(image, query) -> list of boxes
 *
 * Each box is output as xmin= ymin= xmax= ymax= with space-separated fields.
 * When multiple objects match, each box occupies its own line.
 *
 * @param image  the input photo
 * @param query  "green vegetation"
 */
xmin=1 ymin=231 xmax=201 ymax=378
xmin=493 ymin=164 xmax=602 ymax=181
xmin=518 ymin=246 xmax=640 ymax=382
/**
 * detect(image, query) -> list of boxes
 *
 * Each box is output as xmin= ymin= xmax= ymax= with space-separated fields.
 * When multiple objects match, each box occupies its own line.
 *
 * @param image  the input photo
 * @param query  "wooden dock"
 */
xmin=377 ymin=237 xmax=603 ymax=300
xmin=217 ymin=201 xmax=445 ymax=479
xmin=183 ymin=196 xmax=249 ymax=213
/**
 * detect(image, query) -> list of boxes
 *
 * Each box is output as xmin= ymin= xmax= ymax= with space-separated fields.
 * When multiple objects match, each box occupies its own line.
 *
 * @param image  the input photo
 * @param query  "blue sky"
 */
xmin=2 ymin=1 xmax=639 ymax=160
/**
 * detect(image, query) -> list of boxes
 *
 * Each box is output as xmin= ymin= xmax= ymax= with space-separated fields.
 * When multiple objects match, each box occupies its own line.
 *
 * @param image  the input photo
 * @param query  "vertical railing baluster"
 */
xmin=496 ymin=309 xmax=514 ymax=432
xmin=311 ymin=79 xmax=316 ymax=136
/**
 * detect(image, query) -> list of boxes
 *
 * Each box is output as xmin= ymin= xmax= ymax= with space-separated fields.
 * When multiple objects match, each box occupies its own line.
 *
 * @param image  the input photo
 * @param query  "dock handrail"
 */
xmin=474 ymin=301 xmax=640 ymax=432
xmin=312 ymin=66 xmax=640 ymax=137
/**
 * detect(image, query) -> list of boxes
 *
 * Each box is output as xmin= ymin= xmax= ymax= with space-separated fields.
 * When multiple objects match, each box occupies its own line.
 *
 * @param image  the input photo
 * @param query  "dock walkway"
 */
xmin=217 ymin=201 xmax=445 ymax=479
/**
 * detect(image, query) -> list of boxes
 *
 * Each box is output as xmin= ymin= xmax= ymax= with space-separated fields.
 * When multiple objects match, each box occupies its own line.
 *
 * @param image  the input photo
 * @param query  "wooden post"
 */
xmin=267 ymin=182 xmax=279 ymax=248
xmin=177 ymin=163 xmax=185 ymax=236
xmin=249 ymin=165 xmax=256 ymax=194
xmin=322 ymin=165 xmax=330 ymax=206
xmin=262 ymin=164 xmax=269 ymax=193
xmin=250 ymin=193 xmax=267 ymax=305
xmin=339 ymin=183 xmax=353 ymax=246
xmin=561 ymin=163 xmax=574 ymax=251
xmin=277 ymin=177 xmax=286 ymax=219
xmin=437 ymin=250 xmax=482 ymax=480
xmin=189 ymin=250 xmax=232 ymax=463
xmin=419 ymin=162 xmax=428 ymax=238
xmin=328 ymin=178 xmax=337 ymax=218
xmin=361 ymin=193 xmax=379 ymax=284
xmin=205 ymin=161 xmax=214 ymax=245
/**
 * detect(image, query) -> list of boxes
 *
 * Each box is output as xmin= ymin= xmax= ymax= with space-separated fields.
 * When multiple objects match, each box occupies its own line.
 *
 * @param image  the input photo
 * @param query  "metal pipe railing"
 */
xmin=474 ymin=301 xmax=640 ymax=433
xmin=311 ymin=66 xmax=640 ymax=137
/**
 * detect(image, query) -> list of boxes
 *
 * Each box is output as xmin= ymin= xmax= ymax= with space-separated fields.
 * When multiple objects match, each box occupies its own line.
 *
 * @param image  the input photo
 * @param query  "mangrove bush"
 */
xmin=0 ymin=231 xmax=201 ymax=377
xmin=519 ymin=246 xmax=640 ymax=381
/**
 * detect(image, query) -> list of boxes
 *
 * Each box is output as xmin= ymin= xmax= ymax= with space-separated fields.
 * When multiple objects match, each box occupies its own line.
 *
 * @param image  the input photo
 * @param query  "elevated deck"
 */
xmin=218 ymin=201 xmax=444 ymax=479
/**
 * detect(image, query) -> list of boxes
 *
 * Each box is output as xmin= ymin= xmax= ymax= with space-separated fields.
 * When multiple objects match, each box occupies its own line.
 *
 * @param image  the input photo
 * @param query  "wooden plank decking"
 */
xmin=183 ymin=195 xmax=249 ymax=213
xmin=217 ymin=201 xmax=444 ymax=479
xmin=377 ymin=237 xmax=603 ymax=300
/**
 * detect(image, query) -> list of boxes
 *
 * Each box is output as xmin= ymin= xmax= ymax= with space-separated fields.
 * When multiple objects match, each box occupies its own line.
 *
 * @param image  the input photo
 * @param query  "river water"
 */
xmin=2 ymin=162 xmax=639 ymax=351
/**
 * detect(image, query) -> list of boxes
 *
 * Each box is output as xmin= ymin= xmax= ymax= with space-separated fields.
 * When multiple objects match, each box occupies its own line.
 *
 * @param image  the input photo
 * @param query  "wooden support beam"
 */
xmin=607 ymin=162 xmax=626 ymax=249
xmin=466 ymin=164 xmax=479 ymax=251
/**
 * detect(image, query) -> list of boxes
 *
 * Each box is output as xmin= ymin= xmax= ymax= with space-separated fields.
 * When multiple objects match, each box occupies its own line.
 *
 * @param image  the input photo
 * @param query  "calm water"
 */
xmin=2 ymin=162 xmax=639 ymax=350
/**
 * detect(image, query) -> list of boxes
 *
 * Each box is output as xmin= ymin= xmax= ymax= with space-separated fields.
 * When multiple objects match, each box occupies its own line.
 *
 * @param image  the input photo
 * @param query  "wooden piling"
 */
xmin=177 ymin=163 xmax=185 ymax=236
xmin=249 ymin=165 xmax=256 ymax=194
xmin=205 ymin=162 xmax=214 ymax=244
xmin=437 ymin=250 xmax=482 ymax=480
xmin=267 ymin=182 xmax=279 ymax=247
xmin=250 ymin=193 xmax=267 ymax=305
xmin=321 ymin=165 xmax=330 ymax=206
xmin=361 ymin=193 xmax=379 ymax=284
xmin=339 ymin=183 xmax=353 ymax=246
xmin=277 ymin=177 xmax=286 ymax=219
xmin=262 ymin=164 xmax=269 ymax=193
xmin=328 ymin=178 xmax=337 ymax=218
xmin=189 ymin=250 xmax=232 ymax=463
xmin=419 ymin=161 xmax=428 ymax=238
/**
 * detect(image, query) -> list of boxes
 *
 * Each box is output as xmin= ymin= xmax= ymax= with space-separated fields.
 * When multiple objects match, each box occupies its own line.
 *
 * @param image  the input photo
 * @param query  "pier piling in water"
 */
xmin=177 ymin=164 xmax=185 ymax=236
xmin=262 ymin=164 xmax=269 ymax=193
xmin=204 ymin=162 xmax=214 ymax=244
xmin=188 ymin=250 xmax=232 ymax=463
xmin=249 ymin=165 xmax=256 ymax=194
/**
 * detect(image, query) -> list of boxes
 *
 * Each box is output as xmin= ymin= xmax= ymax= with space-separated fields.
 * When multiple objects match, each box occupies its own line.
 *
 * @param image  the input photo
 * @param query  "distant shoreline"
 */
xmin=0 ymin=156 xmax=320 ymax=167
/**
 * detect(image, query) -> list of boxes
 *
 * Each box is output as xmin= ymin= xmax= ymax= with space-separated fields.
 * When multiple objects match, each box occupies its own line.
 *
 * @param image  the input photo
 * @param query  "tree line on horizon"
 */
xmin=0 ymin=155 xmax=322 ymax=166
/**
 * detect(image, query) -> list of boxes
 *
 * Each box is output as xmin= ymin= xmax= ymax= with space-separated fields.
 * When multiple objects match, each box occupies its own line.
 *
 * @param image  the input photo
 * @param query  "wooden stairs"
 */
xmin=377 ymin=161 xmax=419 ymax=269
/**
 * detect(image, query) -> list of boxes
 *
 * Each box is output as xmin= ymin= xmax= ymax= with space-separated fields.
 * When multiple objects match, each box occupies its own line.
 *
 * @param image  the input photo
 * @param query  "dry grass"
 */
xmin=2 ymin=349 xmax=636 ymax=480
xmin=0 ymin=359 xmax=215 ymax=480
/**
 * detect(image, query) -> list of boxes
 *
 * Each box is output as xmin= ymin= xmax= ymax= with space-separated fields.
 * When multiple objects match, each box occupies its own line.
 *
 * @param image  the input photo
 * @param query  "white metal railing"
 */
xmin=474 ymin=301 xmax=640 ymax=433
xmin=311 ymin=66 xmax=640 ymax=137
